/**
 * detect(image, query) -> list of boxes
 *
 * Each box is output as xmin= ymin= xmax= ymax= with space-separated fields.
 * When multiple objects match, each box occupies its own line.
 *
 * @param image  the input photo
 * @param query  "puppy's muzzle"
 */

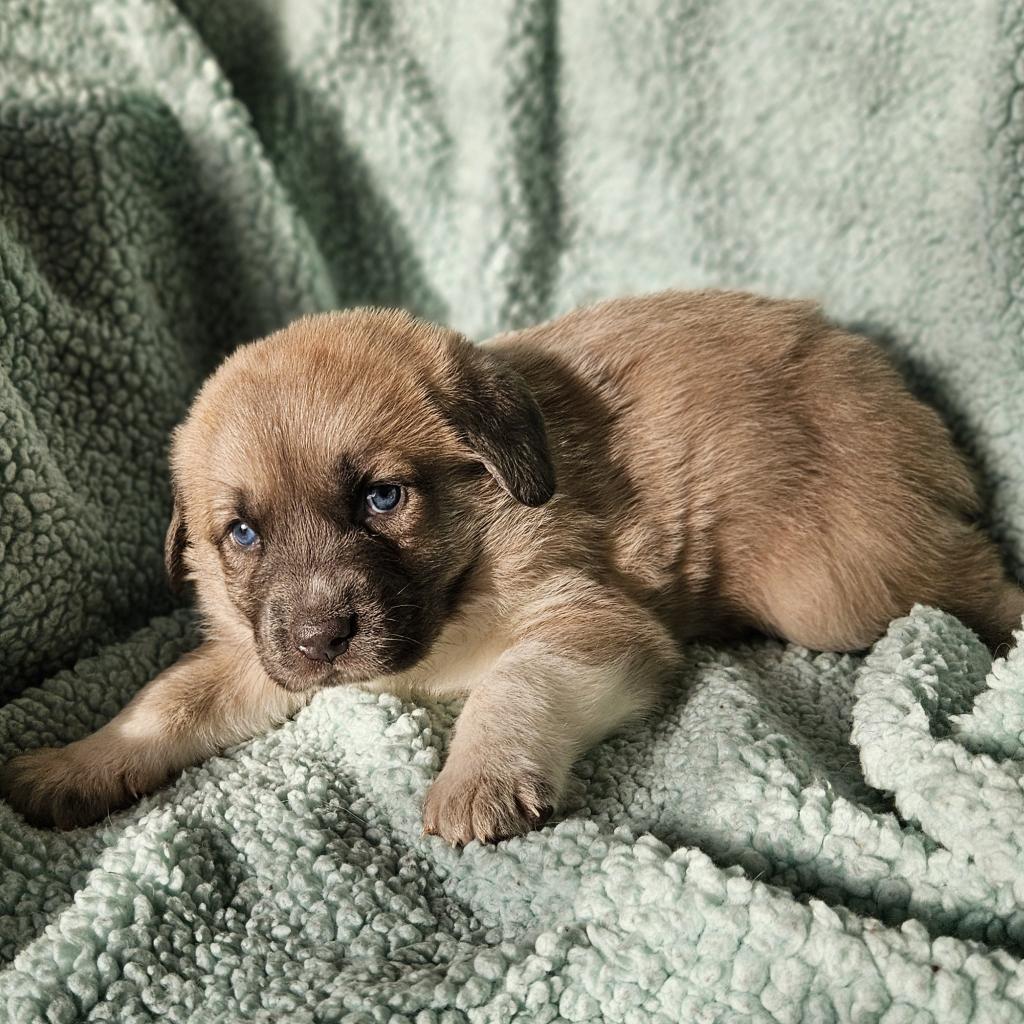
xmin=293 ymin=614 xmax=356 ymax=664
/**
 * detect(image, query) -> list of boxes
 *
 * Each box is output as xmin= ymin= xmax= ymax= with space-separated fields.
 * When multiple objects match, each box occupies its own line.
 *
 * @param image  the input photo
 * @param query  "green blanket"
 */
xmin=3 ymin=1 xmax=1024 ymax=1020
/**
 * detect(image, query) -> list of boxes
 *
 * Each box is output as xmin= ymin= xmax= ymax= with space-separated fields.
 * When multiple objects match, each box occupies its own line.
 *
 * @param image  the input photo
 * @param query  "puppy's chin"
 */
xmin=256 ymin=638 xmax=426 ymax=693
xmin=260 ymin=658 xmax=334 ymax=693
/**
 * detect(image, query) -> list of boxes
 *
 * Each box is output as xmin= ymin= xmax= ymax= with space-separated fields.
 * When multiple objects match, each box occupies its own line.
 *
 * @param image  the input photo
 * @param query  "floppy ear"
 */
xmin=164 ymin=485 xmax=189 ymax=592
xmin=438 ymin=338 xmax=556 ymax=507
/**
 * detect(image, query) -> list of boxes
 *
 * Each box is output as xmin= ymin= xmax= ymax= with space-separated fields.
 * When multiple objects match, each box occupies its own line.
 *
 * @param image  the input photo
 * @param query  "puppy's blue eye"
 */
xmin=366 ymin=483 xmax=402 ymax=514
xmin=230 ymin=521 xmax=259 ymax=548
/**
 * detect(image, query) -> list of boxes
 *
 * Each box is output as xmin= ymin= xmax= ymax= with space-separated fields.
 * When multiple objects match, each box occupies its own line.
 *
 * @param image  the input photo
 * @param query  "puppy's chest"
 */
xmin=375 ymin=604 xmax=510 ymax=698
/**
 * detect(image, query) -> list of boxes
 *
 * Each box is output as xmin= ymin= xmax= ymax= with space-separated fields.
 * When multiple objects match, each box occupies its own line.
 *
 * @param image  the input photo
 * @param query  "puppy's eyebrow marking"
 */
xmin=335 ymin=456 xmax=361 ymax=492
xmin=360 ymin=453 xmax=423 ymax=485
xmin=336 ymin=446 xmax=422 ymax=480
xmin=211 ymin=487 xmax=258 ymax=533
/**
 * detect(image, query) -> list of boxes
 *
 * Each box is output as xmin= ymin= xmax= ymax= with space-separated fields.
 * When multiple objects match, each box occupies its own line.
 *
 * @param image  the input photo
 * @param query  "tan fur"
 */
xmin=1 ymin=640 xmax=305 ymax=829
xmin=3 ymin=290 xmax=1022 ymax=841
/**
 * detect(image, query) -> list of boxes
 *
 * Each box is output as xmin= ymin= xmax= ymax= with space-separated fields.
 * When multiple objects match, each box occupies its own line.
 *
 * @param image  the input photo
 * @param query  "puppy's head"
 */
xmin=166 ymin=309 xmax=554 ymax=691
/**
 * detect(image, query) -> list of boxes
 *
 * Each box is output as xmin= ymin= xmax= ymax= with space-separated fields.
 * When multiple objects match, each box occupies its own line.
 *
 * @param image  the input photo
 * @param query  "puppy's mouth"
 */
xmin=257 ymin=608 xmax=427 ymax=692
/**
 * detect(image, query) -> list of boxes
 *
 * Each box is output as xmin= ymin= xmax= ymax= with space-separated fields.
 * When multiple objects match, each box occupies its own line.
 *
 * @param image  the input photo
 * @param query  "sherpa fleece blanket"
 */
xmin=3 ymin=1 xmax=1024 ymax=1021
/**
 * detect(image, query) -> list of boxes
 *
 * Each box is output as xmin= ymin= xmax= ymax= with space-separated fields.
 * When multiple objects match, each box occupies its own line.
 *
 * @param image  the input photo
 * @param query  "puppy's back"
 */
xmin=487 ymin=290 xmax=996 ymax=646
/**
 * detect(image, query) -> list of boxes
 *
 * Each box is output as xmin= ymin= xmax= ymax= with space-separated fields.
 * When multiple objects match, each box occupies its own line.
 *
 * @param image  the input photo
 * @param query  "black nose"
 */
xmin=294 ymin=615 xmax=355 ymax=663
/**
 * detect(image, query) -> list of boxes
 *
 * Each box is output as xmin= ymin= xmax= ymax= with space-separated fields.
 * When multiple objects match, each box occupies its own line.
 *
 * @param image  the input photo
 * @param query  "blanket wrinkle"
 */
xmin=4 ymin=1 xmax=1024 ymax=1021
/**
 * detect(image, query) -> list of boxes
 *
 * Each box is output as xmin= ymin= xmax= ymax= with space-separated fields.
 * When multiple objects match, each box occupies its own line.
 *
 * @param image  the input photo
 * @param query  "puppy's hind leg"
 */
xmin=974 ymin=582 xmax=1024 ymax=654
xmin=0 ymin=640 xmax=307 ymax=829
xmin=746 ymin=513 xmax=1024 ymax=655
xmin=938 ymin=529 xmax=1024 ymax=652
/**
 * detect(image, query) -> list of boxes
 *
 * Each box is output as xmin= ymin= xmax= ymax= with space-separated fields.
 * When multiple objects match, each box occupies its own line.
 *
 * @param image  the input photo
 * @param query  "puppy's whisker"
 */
xmin=379 ymin=632 xmax=422 ymax=647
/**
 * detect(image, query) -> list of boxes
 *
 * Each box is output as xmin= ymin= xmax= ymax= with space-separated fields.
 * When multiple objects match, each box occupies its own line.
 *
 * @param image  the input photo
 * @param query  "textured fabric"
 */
xmin=3 ymin=2 xmax=1024 ymax=1021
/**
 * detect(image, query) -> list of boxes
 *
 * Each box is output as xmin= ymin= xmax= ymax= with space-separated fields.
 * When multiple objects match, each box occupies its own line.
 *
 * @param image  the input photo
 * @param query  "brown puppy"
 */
xmin=3 ymin=290 xmax=1022 ymax=840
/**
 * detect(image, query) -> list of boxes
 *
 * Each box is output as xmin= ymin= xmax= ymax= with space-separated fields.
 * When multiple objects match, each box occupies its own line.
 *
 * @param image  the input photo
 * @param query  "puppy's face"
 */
xmin=166 ymin=309 xmax=554 ymax=691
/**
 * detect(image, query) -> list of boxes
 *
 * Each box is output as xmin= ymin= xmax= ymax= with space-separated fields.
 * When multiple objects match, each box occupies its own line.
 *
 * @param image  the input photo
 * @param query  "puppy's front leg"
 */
xmin=423 ymin=585 xmax=679 ymax=845
xmin=0 ymin=641 xmax=305 ymax=829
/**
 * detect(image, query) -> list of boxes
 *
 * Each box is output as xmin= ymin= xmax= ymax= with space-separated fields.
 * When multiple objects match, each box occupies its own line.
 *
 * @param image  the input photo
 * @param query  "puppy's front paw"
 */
xmin=423 ymin=758 xmax=556 ymax=845
xmin=0 ymin=744 xmax=138 ymax=830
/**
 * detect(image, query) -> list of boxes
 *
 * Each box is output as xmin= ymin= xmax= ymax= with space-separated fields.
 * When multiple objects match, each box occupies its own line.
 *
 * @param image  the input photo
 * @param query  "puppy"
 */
xmin=3 ymin=290 xmax=1022 ymax=842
